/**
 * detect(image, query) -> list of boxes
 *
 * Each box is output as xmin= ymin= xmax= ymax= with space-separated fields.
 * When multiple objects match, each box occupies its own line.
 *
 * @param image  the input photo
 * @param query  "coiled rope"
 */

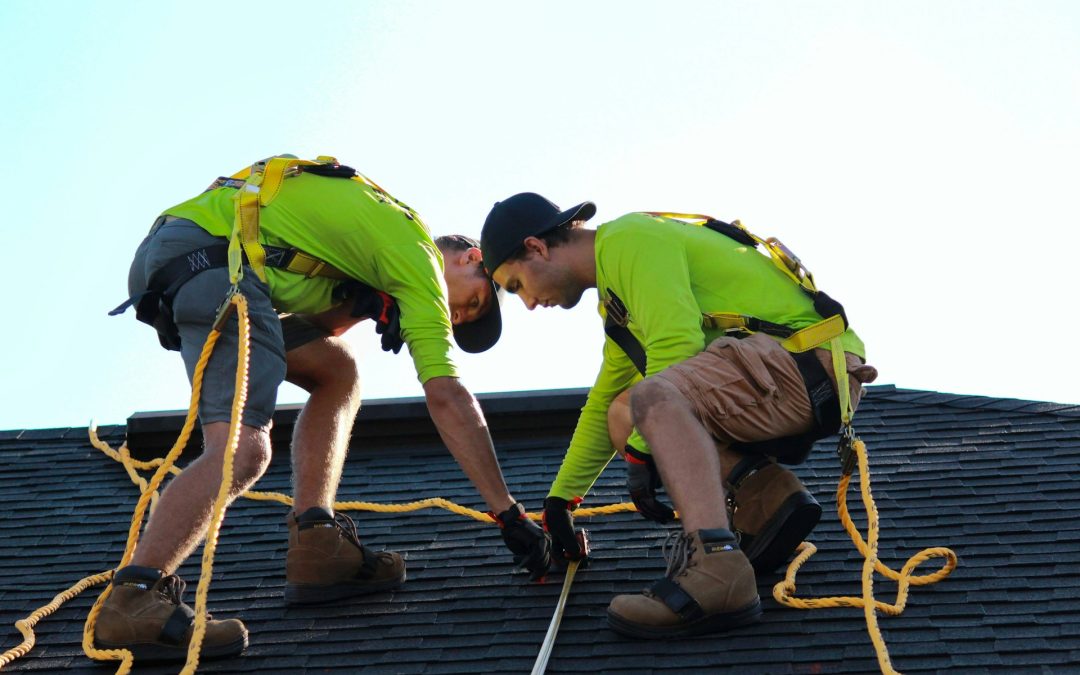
xmin=772 ymin=435 xmax=958 ymax=674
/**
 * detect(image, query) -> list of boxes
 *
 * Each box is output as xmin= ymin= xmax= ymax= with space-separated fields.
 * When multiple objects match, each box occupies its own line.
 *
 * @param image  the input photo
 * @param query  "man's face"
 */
xmin=492 ymin=238 xmax=586 ymax=311
xmin=442 ymin=246 xmax=496 ymax=325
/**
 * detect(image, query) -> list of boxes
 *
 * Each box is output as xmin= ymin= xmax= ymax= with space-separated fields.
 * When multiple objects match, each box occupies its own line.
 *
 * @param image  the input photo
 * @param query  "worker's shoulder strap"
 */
xmin=603 ymin=289 xmax=647 ymax=377
xmin=224 ymin=155 xmax=424 ymax=286
xmin=602 ymin=214 xmax=851 ymax=377
xmin=642 ymin=211 xmax=849 ymax=334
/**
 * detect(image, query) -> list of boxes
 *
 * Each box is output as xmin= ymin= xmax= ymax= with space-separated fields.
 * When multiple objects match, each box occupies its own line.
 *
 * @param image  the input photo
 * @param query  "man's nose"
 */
xmin=522 ymin=295 xmax=539 ymax=311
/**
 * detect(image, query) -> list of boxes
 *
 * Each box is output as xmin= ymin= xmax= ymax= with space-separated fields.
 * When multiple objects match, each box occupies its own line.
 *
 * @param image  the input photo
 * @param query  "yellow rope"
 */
xmin=79 ymin=295 xmax=233 ymax=674
xmin=182 ymin=293 xmax=250 ymax=674
xmin=0 ymin=571 xmax=114 ymax=668
xmin=86 ymin=430 xmax=640 ymax=524
xmin=772 ymin=437 xmax=958 ymax=674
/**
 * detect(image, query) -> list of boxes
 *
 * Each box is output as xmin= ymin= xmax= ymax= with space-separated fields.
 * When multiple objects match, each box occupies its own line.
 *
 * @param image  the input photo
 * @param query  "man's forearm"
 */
xmin=423 ymin=376 xmax=515 ymax=513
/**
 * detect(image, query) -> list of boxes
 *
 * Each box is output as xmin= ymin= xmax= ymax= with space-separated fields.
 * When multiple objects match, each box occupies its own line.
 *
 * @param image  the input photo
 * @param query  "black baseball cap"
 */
xmin=480 ymin=192 xmax=597 ymax=276
xmin=437 ymin=234 xmax=504 ymax=354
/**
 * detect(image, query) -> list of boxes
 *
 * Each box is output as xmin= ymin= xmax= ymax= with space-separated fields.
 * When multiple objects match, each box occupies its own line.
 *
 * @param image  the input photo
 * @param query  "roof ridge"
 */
xmin=864 ymin=384 xmax=1080 ymax=418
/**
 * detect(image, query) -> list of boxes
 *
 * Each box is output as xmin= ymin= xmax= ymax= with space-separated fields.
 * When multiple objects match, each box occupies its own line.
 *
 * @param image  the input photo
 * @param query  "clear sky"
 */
xmin=1 ymin=1 xmax=1077 ymax=431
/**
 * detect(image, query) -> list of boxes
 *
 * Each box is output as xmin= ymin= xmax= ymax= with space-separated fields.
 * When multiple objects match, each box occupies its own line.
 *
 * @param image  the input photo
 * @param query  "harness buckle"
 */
xmin=837 ymin=425 xmax=857 ymax=476
xmin=211 ymin=284 xmax=240 ymax=333
xmin=304 ymin=260 xmax=326 ymax=279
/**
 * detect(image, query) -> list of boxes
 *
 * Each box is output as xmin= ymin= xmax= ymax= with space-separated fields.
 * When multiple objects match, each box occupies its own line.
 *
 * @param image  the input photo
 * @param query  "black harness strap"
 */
xmin=604 ymin=289 xmax=647 ymax=377
xmin=109 ymin=242 xmax=289 ymax=351
xmin=159 ymin=603 xmax=195 ymax=646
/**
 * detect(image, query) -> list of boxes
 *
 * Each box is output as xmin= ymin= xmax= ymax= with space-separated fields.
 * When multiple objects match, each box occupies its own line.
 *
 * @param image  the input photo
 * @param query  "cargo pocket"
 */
xmin=704 ymin=334 xmax=782 ymax=403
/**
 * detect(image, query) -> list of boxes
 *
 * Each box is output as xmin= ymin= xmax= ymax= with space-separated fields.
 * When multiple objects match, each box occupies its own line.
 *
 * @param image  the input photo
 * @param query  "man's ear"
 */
xmin=522 ymin=236 xmax=549 ymax=260
xmin=465 ymin=246 xmax=483 ymax=266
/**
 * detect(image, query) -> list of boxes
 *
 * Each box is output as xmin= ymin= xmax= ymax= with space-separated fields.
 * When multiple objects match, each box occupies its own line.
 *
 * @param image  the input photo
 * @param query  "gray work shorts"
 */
xmin=128 ymin=218 xmax=330 ymax=428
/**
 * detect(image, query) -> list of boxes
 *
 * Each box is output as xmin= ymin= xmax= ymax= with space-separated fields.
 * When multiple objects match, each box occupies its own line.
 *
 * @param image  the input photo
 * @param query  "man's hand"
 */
xmin=625 ymin=446 xmax=676 ymax=523
xmin=334 ymin=280 xmax=403 ymax=353
xmin=490 ymin=503 xmax=550 ymax=580
xmin=543 ymin=496 xmax=585 ymax=562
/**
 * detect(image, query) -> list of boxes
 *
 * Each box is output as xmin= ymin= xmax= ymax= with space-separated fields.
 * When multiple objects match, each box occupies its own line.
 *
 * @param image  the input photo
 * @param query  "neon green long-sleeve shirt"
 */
xmin=163 ymin=170 xmax=458 ymax=384
xmin=547 ymin=213 xmax=865 ymax=502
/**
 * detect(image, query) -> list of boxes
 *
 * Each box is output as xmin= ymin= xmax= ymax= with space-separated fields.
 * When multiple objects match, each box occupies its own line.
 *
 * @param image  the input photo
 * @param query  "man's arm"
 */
xmin=424 ymin=376 xmax=550 ymax=578
xmin=422 ymin=375 xmax=515 ymax=513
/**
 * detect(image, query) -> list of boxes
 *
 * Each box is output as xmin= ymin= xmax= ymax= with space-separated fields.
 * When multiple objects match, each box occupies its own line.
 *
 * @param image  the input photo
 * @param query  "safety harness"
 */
xmin=110 ymin=156 xmax=410 ymax=351
xmin=604 ymin=213 xmax=850 ymax=461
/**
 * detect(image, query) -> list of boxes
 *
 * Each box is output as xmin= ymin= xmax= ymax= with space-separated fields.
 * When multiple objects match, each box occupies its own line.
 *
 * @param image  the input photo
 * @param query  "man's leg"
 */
xmin=130 ymin=422 xmax=272 ymax=572
xmin=607 ymin=334 xmax=829 ymax=638
xmin=277 ymin=319 xmax=406 ymax=605
xmin=285 ymin=334 xmax=362 ymax=513
xmin=631 ymin=379 xmax=731 ymax=531
xmin=608 ymin=383 xmax=818 ymax=576
xmin=96 ymin=225 xmax=285 ymax=662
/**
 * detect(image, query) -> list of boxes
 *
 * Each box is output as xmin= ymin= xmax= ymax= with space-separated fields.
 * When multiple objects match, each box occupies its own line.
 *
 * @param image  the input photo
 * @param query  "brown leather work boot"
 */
xmin=726 ymin=456 xmax=822 ymax=574
xmin=285 ymin=507 xmax=406 ymax=605
xmin=607 ymin=528 xmax=761 ymax=638
xmin=93 ymin=565 xmax=247 ymax=662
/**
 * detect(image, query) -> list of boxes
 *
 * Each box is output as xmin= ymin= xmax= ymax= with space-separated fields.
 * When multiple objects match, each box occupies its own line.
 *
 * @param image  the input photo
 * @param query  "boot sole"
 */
xmin=95 ymin=632 xmax=248 ymax=663
xmin=742 ymin=490 xmax=822 ymax=575
xmin=284 ymin=569 xmax=406 ymax=605
xmin=607 ymin=597 xmax=762 ymax=639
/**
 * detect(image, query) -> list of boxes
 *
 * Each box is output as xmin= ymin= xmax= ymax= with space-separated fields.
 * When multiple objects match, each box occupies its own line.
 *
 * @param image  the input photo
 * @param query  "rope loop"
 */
xmin=772 ymin=436 xmax=958 ymax=674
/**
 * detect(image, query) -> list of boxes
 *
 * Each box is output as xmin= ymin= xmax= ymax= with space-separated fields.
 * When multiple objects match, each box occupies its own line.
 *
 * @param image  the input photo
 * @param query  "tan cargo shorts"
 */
xmin=652 ymin=332 xmax=878 ymax=448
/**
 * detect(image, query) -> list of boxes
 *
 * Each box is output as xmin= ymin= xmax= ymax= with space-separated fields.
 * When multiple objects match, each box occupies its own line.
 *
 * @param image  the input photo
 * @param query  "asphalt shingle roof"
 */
xmin=2 ymin=385 xmax=1079 ymax=674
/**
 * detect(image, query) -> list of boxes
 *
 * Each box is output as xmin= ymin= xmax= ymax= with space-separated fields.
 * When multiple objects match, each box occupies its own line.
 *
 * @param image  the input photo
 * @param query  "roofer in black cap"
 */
xmin=94 ymin=156 xmax=549 ymax=663
xmin=478 ymin=192 xmax=877 ymax=638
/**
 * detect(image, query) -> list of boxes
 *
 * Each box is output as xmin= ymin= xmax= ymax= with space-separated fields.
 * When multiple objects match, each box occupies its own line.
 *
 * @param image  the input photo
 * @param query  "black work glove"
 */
xmin=490 ymin=502 xmax=551 ymax=580
xmin=625 ymin=446 xmax=676 ymax=524
xmin=543 ymin=496 xmax=585 ymax=563
xmin=334 ymin=280 xmax=403 ymax=354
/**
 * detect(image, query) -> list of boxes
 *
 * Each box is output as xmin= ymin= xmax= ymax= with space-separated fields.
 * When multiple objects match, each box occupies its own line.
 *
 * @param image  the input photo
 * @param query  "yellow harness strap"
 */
xmin=830 ymin=336 xmax=855 ymax=426
xmin=701 ymin=312 xmax=847 ymax=353
xmin=227 ymin=155 xmax=340 ymax=284
xmin=644 ymin=212 xmax=842 ymax=354
xmin=284 ymin=250 xmax=350 ymax=280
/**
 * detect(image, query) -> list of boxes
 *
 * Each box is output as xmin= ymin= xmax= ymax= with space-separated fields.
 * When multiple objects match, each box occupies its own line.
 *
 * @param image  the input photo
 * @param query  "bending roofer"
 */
xmin=478 ymin=193 xmax=878 ymax=638
xmin=96 ymin=157 xmax=549 ymax=662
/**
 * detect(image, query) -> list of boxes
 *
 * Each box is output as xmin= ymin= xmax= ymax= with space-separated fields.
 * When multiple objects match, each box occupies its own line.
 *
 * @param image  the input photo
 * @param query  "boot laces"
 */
xmin=156 ymin=575 xmax=186 ymax=605
xmin=332 ymin=512 xmax=363 ymax=548
xmin=661 ymin=531 xmax=695 ymax=579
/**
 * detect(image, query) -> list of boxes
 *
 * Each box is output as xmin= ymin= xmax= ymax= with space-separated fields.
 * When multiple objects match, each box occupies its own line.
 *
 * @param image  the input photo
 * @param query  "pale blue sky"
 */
xmin=1 ymin=1 xmax=1077 ymax=430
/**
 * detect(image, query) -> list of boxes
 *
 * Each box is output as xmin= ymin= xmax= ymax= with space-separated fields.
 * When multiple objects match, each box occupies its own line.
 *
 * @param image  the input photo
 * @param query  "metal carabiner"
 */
xmin=211 ymin=283 xmax=241 ymax=333
xmin=837 ymin=424 xmax=858 ymax=476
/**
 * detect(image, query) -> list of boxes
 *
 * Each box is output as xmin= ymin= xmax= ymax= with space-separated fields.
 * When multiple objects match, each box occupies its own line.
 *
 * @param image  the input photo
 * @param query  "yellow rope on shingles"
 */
xmin=0 ymin=571 xmax=114 ymax=668
xmin=87 ymin=424 xmax=640 ymax=523
xmin=772 ymin=436 xmax=958 ymax=674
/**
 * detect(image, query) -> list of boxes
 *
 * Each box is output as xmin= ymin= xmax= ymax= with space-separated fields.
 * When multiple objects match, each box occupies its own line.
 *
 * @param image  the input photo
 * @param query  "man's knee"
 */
xmin=630 ymin=376 xmax=686 ymax=426
xmin=203 ymin=422 xmax=272 ymax=489
xmin=229 ymin=430 xmax=272 ymax=489
xmin=287 ymin=336 xmax=362 ymax=400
